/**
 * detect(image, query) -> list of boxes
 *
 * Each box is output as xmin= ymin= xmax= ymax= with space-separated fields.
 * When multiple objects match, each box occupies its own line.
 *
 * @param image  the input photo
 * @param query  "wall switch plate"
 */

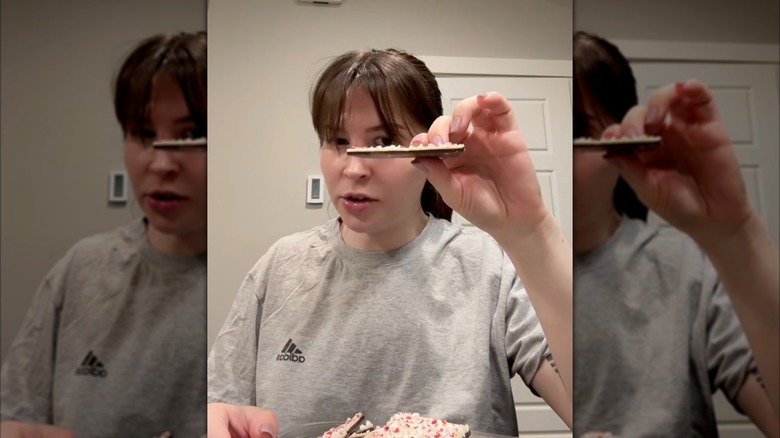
xmin=109 ymin=170 xmax=128 ymax=203
xmin=306 ymin=174 xmax=324 ymax=204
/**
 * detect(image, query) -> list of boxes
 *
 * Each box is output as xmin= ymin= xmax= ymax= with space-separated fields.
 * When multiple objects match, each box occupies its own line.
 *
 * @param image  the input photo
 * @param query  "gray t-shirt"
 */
xmin=208 ymin=216 xmax=550 ymax=436
xmin=0 ymin=220 xmax=206 ymax=437
xmin=574 ymin=217 xmax=757 ymax=437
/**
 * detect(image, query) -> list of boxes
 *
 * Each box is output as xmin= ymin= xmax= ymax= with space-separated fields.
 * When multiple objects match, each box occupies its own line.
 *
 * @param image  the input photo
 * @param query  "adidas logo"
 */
xmin=276 ymin=339 xmax=306 ymax=363
xmin=75 ymin=350 xmax=108 ymax=377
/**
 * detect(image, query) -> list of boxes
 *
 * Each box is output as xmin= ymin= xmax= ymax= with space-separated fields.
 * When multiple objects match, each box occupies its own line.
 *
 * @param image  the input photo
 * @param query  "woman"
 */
xmin=572 ymin=31 xmax=779 ymax=437
xmin=0 ymin=32 xmax=207 ymax=437
xmin=207 ymin=49 xmax=573 ymax=437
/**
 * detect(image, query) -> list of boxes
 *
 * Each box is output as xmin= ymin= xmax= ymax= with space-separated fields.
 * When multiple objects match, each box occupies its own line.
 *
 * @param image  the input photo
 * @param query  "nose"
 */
xmin=148 ymin=148 xmax=181 ymax=175
xmin=343 ymin=154 xmax=371 ymax=181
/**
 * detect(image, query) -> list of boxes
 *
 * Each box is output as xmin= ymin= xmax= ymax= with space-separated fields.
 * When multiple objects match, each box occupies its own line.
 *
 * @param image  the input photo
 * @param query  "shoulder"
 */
xmin=65 ymin=221 xmax=143 ymax=265
xmin=427 ymin=218 xmax=510 ymax=273
xmin=622 ymin=218 xmax=707 ymax=267
xmin=246 ymin=221 xmax=334 ymax=277
xmin=33 ymin=221 xmax=144 ymax=307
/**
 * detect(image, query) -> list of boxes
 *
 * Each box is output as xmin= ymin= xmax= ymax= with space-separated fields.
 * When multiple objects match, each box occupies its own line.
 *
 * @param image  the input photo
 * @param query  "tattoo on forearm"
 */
xmin=750 ymin=367 xmax=766 ymax=389
xmin=546 ymin=354 xmax=559 ymax=375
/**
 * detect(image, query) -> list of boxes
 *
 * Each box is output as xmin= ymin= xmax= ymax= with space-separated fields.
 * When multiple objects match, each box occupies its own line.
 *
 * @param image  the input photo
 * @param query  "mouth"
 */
xmin=341 ymin=193 xmax=377 ymax=203
xmin=147 ymin=191 xmax=187 ymax=202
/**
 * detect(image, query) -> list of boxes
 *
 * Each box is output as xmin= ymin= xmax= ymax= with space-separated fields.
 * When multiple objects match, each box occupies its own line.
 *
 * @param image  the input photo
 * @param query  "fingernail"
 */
xmin=260 ymin=424 xmax=276 ymax=438
xmin=625 ymin=126 xmax=639 ymax=138
xmin=431 ymin=135 xmax=444 ymax=145
xmin=645 ymin=106 xmax=659 ymax=125
xmin=411 ymin=139 xmax=422 ymax=147
xmin=450 ymin=116 xmax=462 ymax=134
xmin=603 ymin=130 xmax=615 ymax=140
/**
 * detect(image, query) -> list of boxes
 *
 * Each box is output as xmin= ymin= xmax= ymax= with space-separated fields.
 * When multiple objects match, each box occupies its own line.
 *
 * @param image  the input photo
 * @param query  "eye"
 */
xmin=374 ymin=137 xmax=394 ymax=147
xmin=335 ymin=138 xmax=350 ymax=148
xmin=181 ymin=127 xmax=205 ymax=139
xmin=129 ymin=129 xmax=156 ymax=145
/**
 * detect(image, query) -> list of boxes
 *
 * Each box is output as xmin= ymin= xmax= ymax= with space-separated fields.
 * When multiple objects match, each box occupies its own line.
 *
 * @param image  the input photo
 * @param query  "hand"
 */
xmin=207 ymin=403 xmax=278 ymax=438
xmin=411 ymin=92 xmax=551 ymax=242
xmin=602 ymin=79 xmax=755 ymax=247
xmin=0 ymin=421 xmax=75 ymax=438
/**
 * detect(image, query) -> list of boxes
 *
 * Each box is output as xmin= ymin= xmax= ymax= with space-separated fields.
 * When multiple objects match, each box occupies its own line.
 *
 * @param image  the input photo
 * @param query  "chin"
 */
xmin=144 ymin=212 xmax=202 ymax=237
xmin=337 ymin=210 xmax=382 ymax=235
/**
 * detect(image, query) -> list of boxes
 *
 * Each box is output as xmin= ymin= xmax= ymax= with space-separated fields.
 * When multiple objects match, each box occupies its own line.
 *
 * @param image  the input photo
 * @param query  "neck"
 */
xmin=341 ymin=209 xmax=429 ymax=251
xmin=573 ymin=208 xmax=622 ymax=256
xmin=146 ymin=224 xmax=206 ymax=256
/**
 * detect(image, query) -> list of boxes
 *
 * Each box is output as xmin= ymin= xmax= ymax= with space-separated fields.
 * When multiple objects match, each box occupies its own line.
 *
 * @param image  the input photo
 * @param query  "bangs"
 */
xmin=311 ymin=51 xmax=433 ymax=146
xmin=114 ymin=33 xmax=206 ymax=136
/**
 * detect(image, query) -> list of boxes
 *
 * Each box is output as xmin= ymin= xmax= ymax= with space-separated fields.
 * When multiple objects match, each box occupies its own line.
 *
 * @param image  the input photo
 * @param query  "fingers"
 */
xmin=207 ymin=403 xmax=278 ymax=438
xmin=472 ymin=92 xmax=518 ymax=132
xmin=644 ymin=79 xmax=718 ymax=132
xmin=425 ymin=92 xmax=518 ymax=146
xmin=604 ymin=154 xmax=658 ymax=208
xmin=409 ymin=132 xmax=429 ymax=146
xmin=619 ymin=106 xmax=649 ymax=137
xmin=0 ymin=422 xmax=75 ymax=438
xmin=423 ymin=116 xmax=453 ymax=144
xmin=412 ymin=157 xmax=461 ymax=208
xmin=245 ymin=407 xmax=278 ymax=438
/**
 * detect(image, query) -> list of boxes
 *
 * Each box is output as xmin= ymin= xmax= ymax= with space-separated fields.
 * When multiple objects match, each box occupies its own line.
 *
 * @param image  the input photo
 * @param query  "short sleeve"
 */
xmin=503 ymin=253 xmax=551 ymax=390
xmin=705 ymin=261 xmax=757 ymax=412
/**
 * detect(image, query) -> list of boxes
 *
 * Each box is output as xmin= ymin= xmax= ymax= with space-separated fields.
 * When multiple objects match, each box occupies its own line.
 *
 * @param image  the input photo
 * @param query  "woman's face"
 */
xmin=573 ymin=100 xmax=620 ymax=227
xmin=124 ymin=74 xmax=207 ymax=243
xmin=320 ymin=87 xmax=428 ymax=236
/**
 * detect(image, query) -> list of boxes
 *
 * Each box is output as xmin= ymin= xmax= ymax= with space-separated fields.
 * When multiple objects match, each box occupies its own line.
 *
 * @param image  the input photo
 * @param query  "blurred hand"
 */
xmin=207 ymin=402 xmax=278 ymax=438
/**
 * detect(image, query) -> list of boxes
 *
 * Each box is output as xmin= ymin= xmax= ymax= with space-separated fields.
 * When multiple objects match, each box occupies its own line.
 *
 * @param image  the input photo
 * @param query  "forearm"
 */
xmin=495 ymin=214 xmax=573 ymax=397
xmin=699 ymin=214 xmax=780 ymax=415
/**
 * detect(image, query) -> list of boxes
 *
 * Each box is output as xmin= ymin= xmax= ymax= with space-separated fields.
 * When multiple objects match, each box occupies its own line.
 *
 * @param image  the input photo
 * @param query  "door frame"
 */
xmin=610 ymin=39 xmax=779 ymax=63
xmin=418 ymin=56 xmax=571 ymax=78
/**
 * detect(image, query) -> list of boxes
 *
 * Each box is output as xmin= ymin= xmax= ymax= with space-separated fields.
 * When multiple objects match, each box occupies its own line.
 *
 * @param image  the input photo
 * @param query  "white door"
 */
xmin=437 ymin=76 xmax=572 ymax=437
xmin=632 ymin=62 xmax=780 ymax=438
xmin=631 ymin=63 xmax=780 ymax=247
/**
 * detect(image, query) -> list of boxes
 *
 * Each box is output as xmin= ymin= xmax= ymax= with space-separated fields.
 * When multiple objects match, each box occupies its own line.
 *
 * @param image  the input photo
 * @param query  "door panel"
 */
xmin=437 ymin=76 xmax=572 ymax=436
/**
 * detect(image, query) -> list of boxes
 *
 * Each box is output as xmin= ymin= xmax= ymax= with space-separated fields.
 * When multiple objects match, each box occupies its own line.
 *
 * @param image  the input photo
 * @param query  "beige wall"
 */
xmin=0 ymin=0 xmax=206 ymax=362
xmin=575 ymin=0 xmax=779 ymax=44
xmin=207 ymin=0 xmax=573 ymax=346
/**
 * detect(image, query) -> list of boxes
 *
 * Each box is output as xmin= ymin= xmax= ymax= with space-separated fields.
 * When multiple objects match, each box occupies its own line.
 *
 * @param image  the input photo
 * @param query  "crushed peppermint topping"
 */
xmin=320 ymin=412 xmax=469 ymax=438
xmin=348 ymin=143 xmax=465 ymax=151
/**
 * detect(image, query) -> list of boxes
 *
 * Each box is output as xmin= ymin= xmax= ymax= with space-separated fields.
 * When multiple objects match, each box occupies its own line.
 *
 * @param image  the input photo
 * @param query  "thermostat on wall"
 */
xmin=109 ymin=170 xmax=129 ymax=203
xmin=307 ymin=175 xmax=324 ymax=204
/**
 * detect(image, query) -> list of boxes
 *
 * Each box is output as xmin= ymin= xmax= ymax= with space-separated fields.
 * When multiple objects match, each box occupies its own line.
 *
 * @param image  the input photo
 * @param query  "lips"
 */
xmin=145 ymin=190 xmax=188 ymax=214
xmin=149 ymin=190 xmax=186 ymax=201
xmin=340 ymin=192 xmax=377 ymax=214
xmin=341 ymin=192 xmax=377 ymax=202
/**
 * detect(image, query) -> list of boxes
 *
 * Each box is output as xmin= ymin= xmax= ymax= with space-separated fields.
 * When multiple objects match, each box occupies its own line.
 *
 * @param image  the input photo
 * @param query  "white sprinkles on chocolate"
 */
xmin=321 ymin=412 xmax=470 ymax=438
xmin=345 ymin=143 xmax=465 ymax=158
xmin=152 ymin=137 xmax=207 ymax=148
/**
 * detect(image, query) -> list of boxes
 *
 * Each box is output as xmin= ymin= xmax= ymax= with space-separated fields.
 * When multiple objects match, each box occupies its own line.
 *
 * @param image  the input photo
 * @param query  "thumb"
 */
xmin=246 ymin=407 xmax=279 ymax=438
xmin=412 ymin=158 xmax=461 ymax=208
xmin=604 ymin=154 xmax=658 ymax=207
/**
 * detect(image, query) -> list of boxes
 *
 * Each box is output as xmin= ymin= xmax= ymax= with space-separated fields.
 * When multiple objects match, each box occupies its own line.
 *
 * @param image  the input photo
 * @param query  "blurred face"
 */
xmin=572 ymin=100 xmax=620 ymax=228
xmin=320 ymin=87 xmax=427 ymax=240
xmin=124 ymin=74 xmax=206 ymax=247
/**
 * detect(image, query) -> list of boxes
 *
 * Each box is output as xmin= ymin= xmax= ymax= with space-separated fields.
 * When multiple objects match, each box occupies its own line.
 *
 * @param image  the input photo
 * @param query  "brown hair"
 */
xmin=573 ymin=31 xmax=647 ymax=221
xmin=310 ymin=48 xmax=452 ymax=221
xmin=113 ymin=31 xmax=206 ymax=138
